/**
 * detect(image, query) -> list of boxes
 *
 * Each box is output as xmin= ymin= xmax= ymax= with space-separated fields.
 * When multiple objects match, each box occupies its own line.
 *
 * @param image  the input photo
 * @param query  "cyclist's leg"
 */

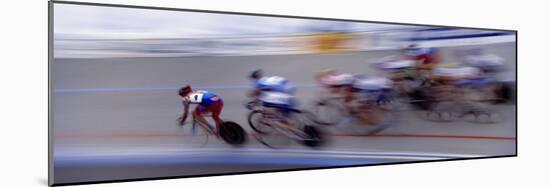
xmin=194 ymin=101 xmax=224 ymax=133
xmin=356 ymin=104 xmax=371 ymax=125
xmin=343 ymin=86 xmax=356 ymax=112
xmin=357 ymin=106 xmax=382 ymax=126
xmin=210 ymin=102 xmax=224 ymax=131
xmin=273 ymin=113 xmax=299 ymax=132
xmin=192 ymin=105 xmax=211 ymax=130
xmin=264 ymin=102 xmax=299 ymax=132
xmin=278 ymin=102 xmax=305 ymax=132
xmin=355 ymin=92 xmax=383 ymax=126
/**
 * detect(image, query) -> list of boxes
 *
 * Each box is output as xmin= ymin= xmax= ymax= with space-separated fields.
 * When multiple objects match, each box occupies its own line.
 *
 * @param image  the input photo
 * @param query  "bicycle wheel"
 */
xmin=344 ymin=106 xmax=396 ymax=135
xmin=492 ymin=82 xmax=513 ymax=104
xmin=180 ymin=121 xmax=210 ymax=148
xmin=219 ymin=121 xmax=247 ymax=146
xmin=248 ymin=110 xmax=276 ymax=134
xmin=366 ymin=107 xmax=399 ymax=135
xmin=248 ymin=110 xmax=294 ymax=148
xmin=252 ymin=121 xmax=293 ymax=149
xmin=426 ymin=101 xmax=457 ymax=122
xmin=287 ymin=109 xmax=323 ymax=128
xmin=407 ymin=89 xmax=436 ymax=111
xmin=461 ymin=108 xmax=500 ymax=124
xmin=301 ymin=125 xmax=324 ymax=147
xmin=253 ymin=130 xmax=292 ymax=149
xmin=312 ymin=99 xmax=347 ymax=125
xmin=283 ymin=111 xmax=325 ymax=147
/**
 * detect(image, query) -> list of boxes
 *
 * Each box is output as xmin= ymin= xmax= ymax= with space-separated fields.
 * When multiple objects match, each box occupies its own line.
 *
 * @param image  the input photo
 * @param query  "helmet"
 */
xmin=405 ymin=44 xmax=417 ymax=49
xmin=178 ymin=85 xmax=192 ymax=97
xmin=249 ymin=69 xmax=263 ymax=79
xmin=338 ymin=73 xmax=355 ymax=85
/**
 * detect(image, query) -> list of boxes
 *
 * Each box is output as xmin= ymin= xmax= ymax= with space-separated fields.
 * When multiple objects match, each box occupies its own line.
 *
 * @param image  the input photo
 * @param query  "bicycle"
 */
xmin=414 ymin=80 xmax=502 ymax=123
xmin=178 ymin=114 xmax=247 ymax=147
xmin=246 ymin=101 xmax=324 ymax=148
xmin=311 ymin=90 xmax=398 ymax=135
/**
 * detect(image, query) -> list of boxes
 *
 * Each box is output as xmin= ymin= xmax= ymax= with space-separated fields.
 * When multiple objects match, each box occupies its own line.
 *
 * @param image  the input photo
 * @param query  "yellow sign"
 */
xmin=309 ymin=32 xmax=356 ymax=53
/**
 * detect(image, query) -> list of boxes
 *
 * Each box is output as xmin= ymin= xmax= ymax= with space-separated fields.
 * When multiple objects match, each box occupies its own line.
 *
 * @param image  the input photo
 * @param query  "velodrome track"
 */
xmin=51 ymin=42 xmax=516 ymax=184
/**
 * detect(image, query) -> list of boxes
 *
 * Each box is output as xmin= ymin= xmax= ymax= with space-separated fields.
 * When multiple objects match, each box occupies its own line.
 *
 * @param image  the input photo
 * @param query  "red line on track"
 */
xmin=366 ymin=134 xmax=514 ymax=140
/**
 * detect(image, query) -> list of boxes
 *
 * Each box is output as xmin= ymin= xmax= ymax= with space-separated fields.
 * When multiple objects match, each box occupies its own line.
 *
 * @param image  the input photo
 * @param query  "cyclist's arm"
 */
xmin=183 ymin=98 xmax=191 ymax=115
xmin=248 ymin=88 xmax=262 ymax=98
xmin=179 ymin=97 xmax=191 ymax=125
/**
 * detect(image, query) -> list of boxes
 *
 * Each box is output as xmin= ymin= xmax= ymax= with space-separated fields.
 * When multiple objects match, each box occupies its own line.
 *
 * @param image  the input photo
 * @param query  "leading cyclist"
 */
xmin=177 ymin=85 xmax=224 ymax=133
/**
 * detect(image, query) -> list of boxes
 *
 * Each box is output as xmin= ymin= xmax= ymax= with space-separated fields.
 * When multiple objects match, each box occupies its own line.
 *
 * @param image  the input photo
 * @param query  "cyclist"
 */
xmin=458 ymin=51 xmax=511 ymax=103
xmin=378 ymin=59 xmax=418 ymax=95
xmin=351 ymin=76 xmax=394 ymax=125
xmin=429 ymin=66 xmax=486 ymax=101
xmin=248 ymin=69 xmax=297 ymax=130
xmin=429 ymin=66 xmax=502 ymax=116
xmin=247 ymin=69 xmax=295 ymax=106
xmin=462 ymin=51 xmax=505 ymax=74
xmin=412 ymin=47 xmax=442 ymax=69
xmin=177 ymin=85 xmax=224 ymax=133
xmin=432 ymin=66 xmax=484 ymax=85
xmin=401 ymin=45 xmax=442 ymax=82
xmin=315 ymin=69 xmax=355 ymax=94
xmin=314 ymin=69 xmax=356 ymax=110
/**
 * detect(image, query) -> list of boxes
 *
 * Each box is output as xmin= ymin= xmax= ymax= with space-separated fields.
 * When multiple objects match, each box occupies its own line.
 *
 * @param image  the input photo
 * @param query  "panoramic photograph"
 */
xmin=50 ymin=2 xmax=516 ymax=185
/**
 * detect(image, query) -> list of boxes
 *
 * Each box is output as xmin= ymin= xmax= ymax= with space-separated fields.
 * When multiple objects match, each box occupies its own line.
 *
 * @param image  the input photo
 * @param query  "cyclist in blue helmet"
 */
xmin=248 ymin=69 xmax=295 ymax=95
xmin=247 ymin=69 xmax=296 ymax=116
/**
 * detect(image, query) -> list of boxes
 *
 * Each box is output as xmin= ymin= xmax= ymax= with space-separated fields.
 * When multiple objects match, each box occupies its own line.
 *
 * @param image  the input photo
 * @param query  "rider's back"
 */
xmin=255 ymin=76 xmax=294 ymax=94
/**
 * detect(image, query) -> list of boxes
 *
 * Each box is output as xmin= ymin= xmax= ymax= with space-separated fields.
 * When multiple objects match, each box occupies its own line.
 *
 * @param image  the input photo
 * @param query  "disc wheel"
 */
xmin=219 ymin=121 xmax=247 ymax=146
xmin=301 ymin=125 xmax=324 ymax=147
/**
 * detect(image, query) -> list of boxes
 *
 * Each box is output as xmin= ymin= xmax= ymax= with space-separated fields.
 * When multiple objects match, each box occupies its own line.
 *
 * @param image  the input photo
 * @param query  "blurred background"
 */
xmin=52 ymin=3 xmax=516 ymax=184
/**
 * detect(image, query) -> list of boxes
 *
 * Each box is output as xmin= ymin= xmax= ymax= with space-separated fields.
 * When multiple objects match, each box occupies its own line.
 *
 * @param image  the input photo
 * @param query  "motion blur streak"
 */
xmin=54 ymin=84 xmax=319 ymax=93
xmin=55 ymin=131 xmax=515 ymax=140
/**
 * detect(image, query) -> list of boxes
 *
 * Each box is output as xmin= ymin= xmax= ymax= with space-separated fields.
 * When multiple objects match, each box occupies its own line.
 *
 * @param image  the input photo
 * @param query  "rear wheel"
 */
xmin=407 ymin=89 xmax=436 ymax=110
xmin=301 ymin=125 xmax=323 ymax=147
xmin=492 ymin=83 xmax=513 ymax=104
xmin=219 ymin=121 xmax=246 ymax=146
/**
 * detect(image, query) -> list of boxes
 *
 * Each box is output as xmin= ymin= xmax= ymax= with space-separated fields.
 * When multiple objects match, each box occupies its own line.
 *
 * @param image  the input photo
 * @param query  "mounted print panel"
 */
xmin=49 ymin=1 xmax=516 ymax=186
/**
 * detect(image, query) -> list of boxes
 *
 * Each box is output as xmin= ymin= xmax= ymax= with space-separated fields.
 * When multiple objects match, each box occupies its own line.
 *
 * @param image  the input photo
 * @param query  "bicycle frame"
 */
xmin=255 ymin=107 xmax=317 ymax=141
xmin=191 ymin=115 xmax=216 ymax=136
xmin=264 ymin=115 xmax=313 ymax=140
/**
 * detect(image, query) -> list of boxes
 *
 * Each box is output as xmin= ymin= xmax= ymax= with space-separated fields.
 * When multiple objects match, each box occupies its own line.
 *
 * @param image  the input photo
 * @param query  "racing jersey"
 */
xmin=184 ymin=90 xmax=222 ymax=107
xmin=463 ymin=54 xmax=504 ymax=72
xmin=254 ymin=76 xmax=294 ymax=94
xmin=259 ymin=91 xmax=295 ymax=106
xmin=380 ymin=60 xmax=416 ymax=70
xmin=318 ymin=73 xmax=355 ymax=86
xmin=412 ymin=48 xmax=440 ymax=65
xmin=353 ymin=77 xmax=393 ymax=91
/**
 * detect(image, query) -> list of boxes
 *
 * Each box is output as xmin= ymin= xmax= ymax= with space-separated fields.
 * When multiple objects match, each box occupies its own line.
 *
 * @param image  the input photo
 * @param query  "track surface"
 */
xmin=52 ymin=42 xmax=516 ymax=184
